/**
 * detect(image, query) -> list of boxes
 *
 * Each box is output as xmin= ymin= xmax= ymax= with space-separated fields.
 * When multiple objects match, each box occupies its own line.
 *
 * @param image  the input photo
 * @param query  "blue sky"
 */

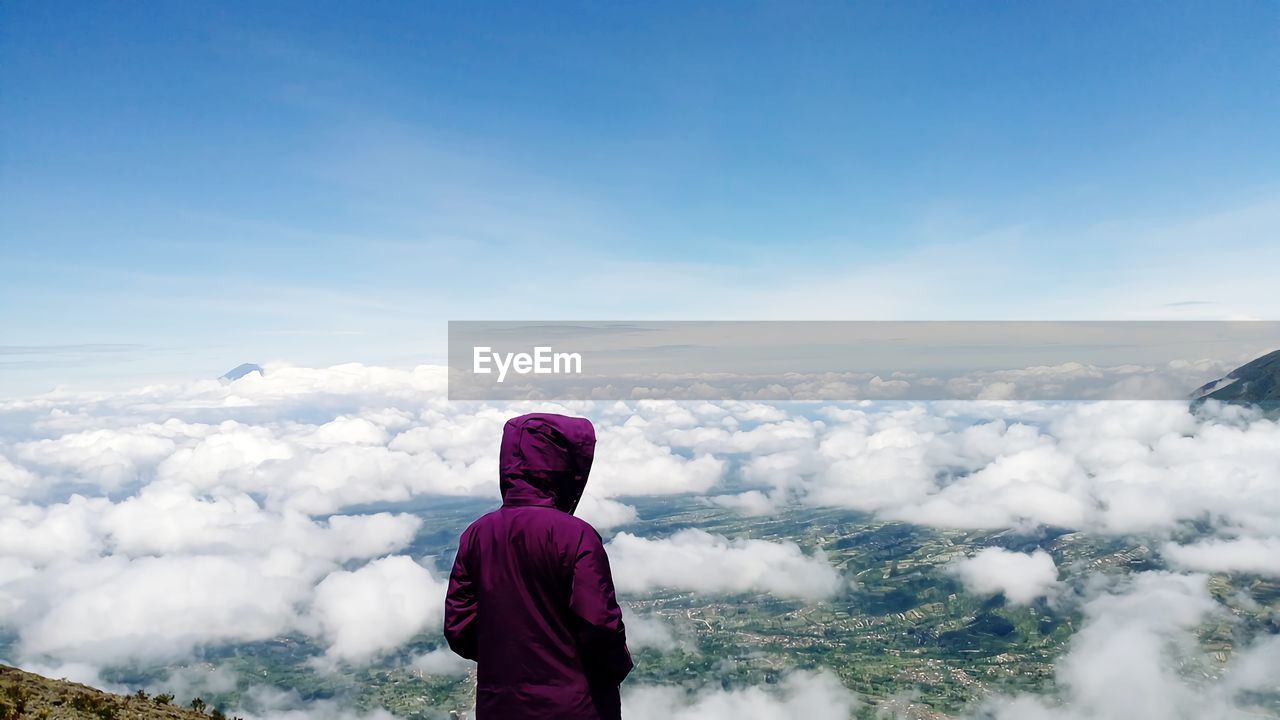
xmin=1 ymin=1 xmax=1277 ymax=394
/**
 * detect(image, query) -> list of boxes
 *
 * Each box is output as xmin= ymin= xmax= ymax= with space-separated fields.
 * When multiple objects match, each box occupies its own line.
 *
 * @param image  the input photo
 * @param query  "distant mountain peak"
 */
xmin=1191 ymin=348 xmax=1280 ymax=409
xmin=220 ymin=363 xmax=264 ymax=382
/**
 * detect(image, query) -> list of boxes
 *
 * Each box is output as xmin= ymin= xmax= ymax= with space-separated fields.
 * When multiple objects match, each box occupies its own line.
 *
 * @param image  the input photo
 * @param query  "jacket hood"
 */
xmin=499 ymin=413 xmax=596 ymax=513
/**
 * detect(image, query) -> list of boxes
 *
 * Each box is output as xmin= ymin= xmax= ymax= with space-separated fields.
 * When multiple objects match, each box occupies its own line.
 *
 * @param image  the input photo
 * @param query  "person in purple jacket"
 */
xmin=444 ymin=412 xmax=633 ymax=719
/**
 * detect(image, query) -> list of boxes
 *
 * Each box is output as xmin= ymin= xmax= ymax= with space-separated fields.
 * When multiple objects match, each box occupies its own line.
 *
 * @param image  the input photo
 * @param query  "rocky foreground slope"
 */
xmin=0 ymin=665 xmax=233 ymax=720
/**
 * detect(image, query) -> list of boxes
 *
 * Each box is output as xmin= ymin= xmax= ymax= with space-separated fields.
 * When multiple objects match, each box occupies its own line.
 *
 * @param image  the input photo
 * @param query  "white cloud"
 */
xmin=18 ymin=554 xmax=310 ymax=664
xmin=949 ymin=548 xmax=1061 ymax=605
xmin=608 ymin=529 xmax=842 ymax=601
xmin=159 ymin=664 xmax=240 ymax=703
xmin=590 ymin=423 xmax=725 ymax=496
xmin=1163 ymin=537 xmax=1280 ymax=577
xmin=231 ymin=685 xmax=406 ymax=720
xmin=0 ymin=454 xmax=41 ymax=498
xmin=0 ymin=494 xmax=108 ymax=563
xmin=660 ymin=417 xmax=823 ymax=455
xmin=310 ymin=556 xmax=448 ymax=665
xmin=706 ymin=490 xmax=779 ymax=516
xmin=899 ymin=445 xmax=1090 ymax=530
xmin=410 ymin=648 xmax=473 ymax=677
xmin=17 ymin=425 xmax=180 ymax=490
xmin=977 ymin=572 xmax=1278 ymax=720
xmin=623 ymin=670 xmax=858 ymax=720
xmin=11 ymin=660 xmax=122 ymax=694
xmin=766 ymin=401 xmax=1280 ymax=543
xmin=10 ymin=364 xmax=1278 ymax=547
xmin=575 ymin=493 xmax=639 ymax=530
xmin=624 ymin=614 xmax=684 ymax=653
xmin=294 ymin=416 xmax=390 ymax=448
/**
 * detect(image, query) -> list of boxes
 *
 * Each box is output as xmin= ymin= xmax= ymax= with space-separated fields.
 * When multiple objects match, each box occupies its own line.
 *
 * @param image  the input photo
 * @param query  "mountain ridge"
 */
xmin=1191 ymin=348 xmax=1280 ymax=409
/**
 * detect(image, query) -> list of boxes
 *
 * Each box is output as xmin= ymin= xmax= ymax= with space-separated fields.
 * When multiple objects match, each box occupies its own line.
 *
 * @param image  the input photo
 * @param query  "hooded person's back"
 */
xmin=444 ymin=413 xmax=633 ymax=719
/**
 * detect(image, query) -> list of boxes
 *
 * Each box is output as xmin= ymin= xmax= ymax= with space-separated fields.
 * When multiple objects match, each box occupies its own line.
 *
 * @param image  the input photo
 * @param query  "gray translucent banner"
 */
xmin=447 ymin=321 xmax=1280 ymax=401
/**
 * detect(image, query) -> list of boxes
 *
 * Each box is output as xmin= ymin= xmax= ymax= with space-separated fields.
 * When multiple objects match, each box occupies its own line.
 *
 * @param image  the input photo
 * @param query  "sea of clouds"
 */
xmin=1 ymin=363 xmax=1277 ymax=718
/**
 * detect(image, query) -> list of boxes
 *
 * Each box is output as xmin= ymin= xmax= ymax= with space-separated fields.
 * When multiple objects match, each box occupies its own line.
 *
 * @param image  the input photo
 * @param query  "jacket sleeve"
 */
xmin=443 ymin=528 xmax=479 ymax=661
xmin=569 ymin=528 xmax=633 ymax=685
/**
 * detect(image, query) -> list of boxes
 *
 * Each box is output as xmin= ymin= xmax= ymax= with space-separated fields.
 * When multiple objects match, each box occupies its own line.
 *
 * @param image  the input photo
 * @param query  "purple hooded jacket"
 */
xmin=444 ymin=413 xmax=633 ymax=719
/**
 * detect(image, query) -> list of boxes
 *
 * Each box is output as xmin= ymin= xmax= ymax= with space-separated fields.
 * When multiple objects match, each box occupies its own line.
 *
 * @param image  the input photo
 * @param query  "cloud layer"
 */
xmin=1 ymin=363 xmax=1278 ymax=718
xmin=979 ymin=572 xmax=1280 ymax=720
xmin=949 ymin=548 xmax=1061 ymax=605
xmin=608 ymin=529 xmax=843 ymax=600
xmin=624 ymin=670 xmax=858 ymax=720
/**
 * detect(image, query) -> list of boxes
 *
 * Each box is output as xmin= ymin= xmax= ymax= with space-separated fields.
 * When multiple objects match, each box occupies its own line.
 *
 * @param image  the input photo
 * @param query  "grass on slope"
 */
xmin=0 ymin=665 xmax=238 ymax=720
